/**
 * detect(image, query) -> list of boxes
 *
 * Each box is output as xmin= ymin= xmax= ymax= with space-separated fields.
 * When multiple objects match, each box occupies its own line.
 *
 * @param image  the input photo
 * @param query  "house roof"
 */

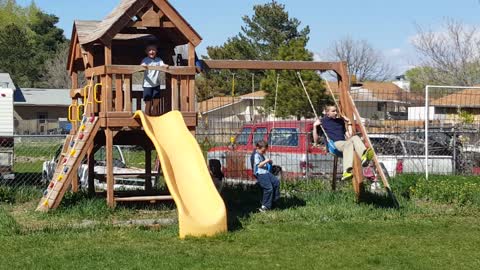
xmin=327 ymin=81 xmax=424 ymax=104
xmin=431 ymin=89 xmax=480 ymax=108
xmin=77 ymin=0 xmax=202 ymax=46
xmin=14 ymin=88 xmax=71 ymax=106
xmin=240 ymin=90 xmax=267 ymax=99
xmin=0 ymin=73 xmax=15 ymax=89
xmin=198 ymin=96 xmax=241 ymax=113
xmin=198 ymin=91 xmax=266 ymax=113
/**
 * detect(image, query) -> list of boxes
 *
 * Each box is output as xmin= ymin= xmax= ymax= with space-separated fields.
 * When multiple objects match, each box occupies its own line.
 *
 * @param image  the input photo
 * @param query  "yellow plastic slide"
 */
xmin=134 ymin=111 xmax=227 ymax=238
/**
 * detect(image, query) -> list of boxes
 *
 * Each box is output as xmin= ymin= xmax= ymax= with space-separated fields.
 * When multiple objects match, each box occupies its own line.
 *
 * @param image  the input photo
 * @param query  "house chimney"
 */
xmin=393 ymin=75 xmax=410 ymax=92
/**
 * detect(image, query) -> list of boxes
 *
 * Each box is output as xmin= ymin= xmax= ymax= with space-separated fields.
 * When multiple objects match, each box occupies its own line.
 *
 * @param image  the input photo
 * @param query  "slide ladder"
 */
xmin=36 ymin=116 xmax=100 ymax=211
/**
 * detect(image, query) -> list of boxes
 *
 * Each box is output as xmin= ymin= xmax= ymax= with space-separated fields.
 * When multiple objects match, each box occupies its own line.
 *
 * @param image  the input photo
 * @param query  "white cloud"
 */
xmin=313 ymin=52 xmax=322 ymax=61
xmin=385 ymin=48 xmax=402 ymax=57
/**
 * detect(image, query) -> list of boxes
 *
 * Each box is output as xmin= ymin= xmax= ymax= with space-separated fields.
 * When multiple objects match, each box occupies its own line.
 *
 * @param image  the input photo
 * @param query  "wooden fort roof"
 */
xmin=67 ymin=0 xmax=202 ymax=73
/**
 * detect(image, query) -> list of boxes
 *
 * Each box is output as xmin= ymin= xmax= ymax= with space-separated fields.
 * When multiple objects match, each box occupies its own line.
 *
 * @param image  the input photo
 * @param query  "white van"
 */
xmin=0 ymin=82 xmax=14 ymax=179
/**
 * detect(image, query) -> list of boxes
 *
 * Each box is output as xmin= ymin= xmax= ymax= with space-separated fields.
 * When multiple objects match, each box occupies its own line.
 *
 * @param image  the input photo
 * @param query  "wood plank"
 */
xmin=187 ymin=76 xmax=195 ymax=112
xmin=124 ymin=74 xmax=132 ymax=112
xmin=106 ymin=117 xmax=142 ymax=128
xmin=106 ymin=65 xmax=196 ymax=75
xmin=114 ymin=195 xmax=173 ymax=202
xmin=337 ymin=63 xmax=362 ymax=197
xmin=106 ymin=128 xmax=115 ymax=208
xmin=180 ymin=76 xmax=188 ymax=111
xmin=202 ymin=60 xmax=342 ymax=72
xmin=171 ymin=76 xmax=179 ymax=110
xmin=115 ymin=75 xmax=124 ymax=112
xmin=48 ymin=119 xmax=100 ymax=210
xmin=106 ymin=112 xmax=134 ymax=118
xmin=188 ymin=42 xmax=195 ymax=66
xmin=71 ymin=72 xmax=78 ymax=89
xmin=106 ymin=74 xmax=113 ymax=112
xmin=70 ymin=88 xmax=84 ymax=98
xmin=332 ymin=156 xmax=338 ymax=191
xmin=85 ymin=66 xmax=106 ymax=77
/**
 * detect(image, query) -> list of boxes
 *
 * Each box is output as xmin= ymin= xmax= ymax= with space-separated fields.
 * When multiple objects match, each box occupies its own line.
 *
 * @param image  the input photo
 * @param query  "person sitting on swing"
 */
xmin=313 ymin=105 xmax=374 ymax=181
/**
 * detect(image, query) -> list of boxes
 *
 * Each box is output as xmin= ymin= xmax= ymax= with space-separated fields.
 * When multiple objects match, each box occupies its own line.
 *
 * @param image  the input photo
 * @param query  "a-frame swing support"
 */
xmin=201 ymin=59 xmax=395 ymax=201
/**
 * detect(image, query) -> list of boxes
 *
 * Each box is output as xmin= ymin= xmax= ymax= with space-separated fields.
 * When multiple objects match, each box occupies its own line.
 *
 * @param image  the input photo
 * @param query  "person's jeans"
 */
xmin=257 ymin=173 xmax=280 ymax=209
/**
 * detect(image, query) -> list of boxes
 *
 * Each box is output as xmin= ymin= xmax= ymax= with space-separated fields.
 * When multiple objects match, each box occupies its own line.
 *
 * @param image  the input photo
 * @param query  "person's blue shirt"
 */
xmin=254 ymin=152 xmax=269 ymax=175
xmin=322 ymin=116 xmax=346 ymax=142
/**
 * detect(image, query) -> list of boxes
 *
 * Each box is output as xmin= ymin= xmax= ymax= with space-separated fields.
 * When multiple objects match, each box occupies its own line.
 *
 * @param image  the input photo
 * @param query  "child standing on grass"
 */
xmin=253 ymin=140 xmax=280 ymax=212
xmin=141 ymin=44 xmax=168 ymax=116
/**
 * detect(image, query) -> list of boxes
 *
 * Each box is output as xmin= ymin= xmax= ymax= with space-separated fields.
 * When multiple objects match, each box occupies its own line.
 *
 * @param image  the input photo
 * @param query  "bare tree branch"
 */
xmin=326 ymin=37 xmax=394 ymax=81
xmin=411 ymin=19 xmax=480 ymax=86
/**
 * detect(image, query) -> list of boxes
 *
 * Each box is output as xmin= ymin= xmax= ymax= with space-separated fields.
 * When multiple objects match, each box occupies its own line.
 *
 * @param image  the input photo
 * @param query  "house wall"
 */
xmin=14 ymin=106 xmax=69 ymax=134
xmin=433 ymin=107 xmax=480 ymax=124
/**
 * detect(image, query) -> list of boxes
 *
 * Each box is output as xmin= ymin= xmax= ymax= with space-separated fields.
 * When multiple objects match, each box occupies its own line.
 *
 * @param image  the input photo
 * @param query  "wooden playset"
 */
xmin=36 ymin=0 xmax=396 ymax=238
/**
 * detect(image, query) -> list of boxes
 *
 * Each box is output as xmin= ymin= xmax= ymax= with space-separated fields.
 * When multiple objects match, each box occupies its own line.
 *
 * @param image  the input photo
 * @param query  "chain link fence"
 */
xmin=2 ymin=82 xmax=480 ymax=192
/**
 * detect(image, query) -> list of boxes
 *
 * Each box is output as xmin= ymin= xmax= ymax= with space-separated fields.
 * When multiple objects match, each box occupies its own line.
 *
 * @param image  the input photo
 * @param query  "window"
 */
xmin=269 ymin=128 xmax=299 ymax=147
xmin=377 ymin=102 xmax=386 ymax=112
xmin=235 ymin=128 xmax=251 ymax=145
xmin=253 ymin=127 xmax=267 ymax=145
xmin=37 ymin=112 xmax=48 ymax=124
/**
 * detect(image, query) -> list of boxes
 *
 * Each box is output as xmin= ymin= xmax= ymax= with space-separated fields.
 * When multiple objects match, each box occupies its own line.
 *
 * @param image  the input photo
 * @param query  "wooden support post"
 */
xmin=106 ymin=129 xmax=115 ymax=208
xmin=337 ymin=62 xmax=363 ymax=198
xmin=124 ymin=74 xmax=132 ymax=112
xmin=332 ymin=156 xmax=338 ymax=191
xmin=188 ymin=76 xmax=195 ymax=112
xmin=145 ymin=147 xmax=152 ymax=191
xmin=188 ymin=42 xmax=195 ymax=66
xmin=105 ymin=44 xmax=113 ymax=112
xmin=101 ymin=75 xmax=107 ymax=113
xmin=71 ymin=99 xmax=78 ymax=134
xmin=180 ymin=76 xmax=188 ymax=111
xmin=71 ymin=72 xmax=80 ymax=192
xmin=87 ymin=145 xmax=95 ymax=196
xmin=171 ymin=76 xmax=179 ymax=110
xmin=115 ymin=75 xmax=124 ymax=112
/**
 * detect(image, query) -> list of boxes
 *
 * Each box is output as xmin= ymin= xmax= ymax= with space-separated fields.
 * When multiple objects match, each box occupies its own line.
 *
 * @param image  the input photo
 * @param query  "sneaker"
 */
xmin=341 ymin=171 xmax=353 ymax=181
xmin=258 ymin=205 xmax=269 ymax=213
xmin=361 ymin=148 xmax=374 ymax=167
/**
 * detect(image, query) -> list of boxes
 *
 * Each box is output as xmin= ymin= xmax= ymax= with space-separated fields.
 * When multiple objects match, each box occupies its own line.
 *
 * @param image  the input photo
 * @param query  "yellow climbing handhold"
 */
xmin=80 ymin=125 xmax=86 ymax=131
xmin=57 ymin=175 xmax=63 ymax=181
xmin=43 ymin=200 xmax=49 ymax=206
xmin=70 ymin=149 xmax=76 ymax=156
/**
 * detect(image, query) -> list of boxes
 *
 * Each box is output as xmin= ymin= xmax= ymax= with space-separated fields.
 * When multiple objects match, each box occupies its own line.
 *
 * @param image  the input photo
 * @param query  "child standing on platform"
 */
xmin=141 ymin=44 xmax=168 ymax=116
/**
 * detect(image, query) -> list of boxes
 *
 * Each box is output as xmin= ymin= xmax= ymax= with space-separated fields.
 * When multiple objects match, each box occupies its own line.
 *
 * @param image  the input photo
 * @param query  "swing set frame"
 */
xmin=200 ymin=59 xmax=396 ymax=202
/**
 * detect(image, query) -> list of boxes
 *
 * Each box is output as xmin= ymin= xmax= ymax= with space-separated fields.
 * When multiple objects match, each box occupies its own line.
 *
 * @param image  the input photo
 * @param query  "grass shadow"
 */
xmin=358 ymin=184 xmax=401 ymax=209
xmin=221 ymin=184 xmax=306 ymax=231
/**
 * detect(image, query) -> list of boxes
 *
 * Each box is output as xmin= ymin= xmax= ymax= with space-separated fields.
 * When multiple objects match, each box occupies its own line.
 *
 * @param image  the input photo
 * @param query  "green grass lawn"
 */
xmin=1 ymin=177 xmax=480 ymax=269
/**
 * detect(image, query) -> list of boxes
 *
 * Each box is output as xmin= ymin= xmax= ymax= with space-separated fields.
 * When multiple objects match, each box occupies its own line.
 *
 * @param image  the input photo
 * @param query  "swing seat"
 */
xmin=327 ymin=139 xmax=343 ymax=157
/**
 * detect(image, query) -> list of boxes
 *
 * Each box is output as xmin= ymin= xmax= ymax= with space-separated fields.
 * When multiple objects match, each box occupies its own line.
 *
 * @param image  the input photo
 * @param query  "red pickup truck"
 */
xmin=207 ymin=120 xmax=339 ymax=181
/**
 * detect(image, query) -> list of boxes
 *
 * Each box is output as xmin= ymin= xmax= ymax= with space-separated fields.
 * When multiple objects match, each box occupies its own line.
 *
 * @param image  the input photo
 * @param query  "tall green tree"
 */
xmin=0 ymin=24 xmax=36 ymax=87
xmin=199 ymin=1 xmax=312 ymax=100
xmin=0 ymin=0 xmax=65 ymax=87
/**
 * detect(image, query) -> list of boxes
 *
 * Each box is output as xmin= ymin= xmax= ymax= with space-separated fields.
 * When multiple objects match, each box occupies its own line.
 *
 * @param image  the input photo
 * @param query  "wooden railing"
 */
xmin=68 ymin=65 xmax=198 ymax=132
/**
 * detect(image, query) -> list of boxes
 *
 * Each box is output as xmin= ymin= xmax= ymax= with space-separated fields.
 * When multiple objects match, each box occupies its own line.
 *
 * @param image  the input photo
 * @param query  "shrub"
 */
xmin=411 ymin=176 xmax=480 ymax=205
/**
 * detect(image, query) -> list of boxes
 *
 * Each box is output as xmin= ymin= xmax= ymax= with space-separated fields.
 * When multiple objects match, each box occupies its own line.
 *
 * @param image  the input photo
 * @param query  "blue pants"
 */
xmin=257 ymin=173 xmax=280 ymax=209
xmin=143 ymin=86 xmax=161 ymax=101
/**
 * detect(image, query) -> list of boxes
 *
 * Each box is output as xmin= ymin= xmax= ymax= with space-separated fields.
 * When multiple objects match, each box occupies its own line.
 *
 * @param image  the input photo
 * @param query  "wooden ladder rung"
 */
xmin=114 ymin=195 xmax=173 ymax=202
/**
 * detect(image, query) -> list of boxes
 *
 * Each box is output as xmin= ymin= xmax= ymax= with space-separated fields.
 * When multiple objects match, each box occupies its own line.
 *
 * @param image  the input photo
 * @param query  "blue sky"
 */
xmin=17 ymin=0 xmax=480 ymax=74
